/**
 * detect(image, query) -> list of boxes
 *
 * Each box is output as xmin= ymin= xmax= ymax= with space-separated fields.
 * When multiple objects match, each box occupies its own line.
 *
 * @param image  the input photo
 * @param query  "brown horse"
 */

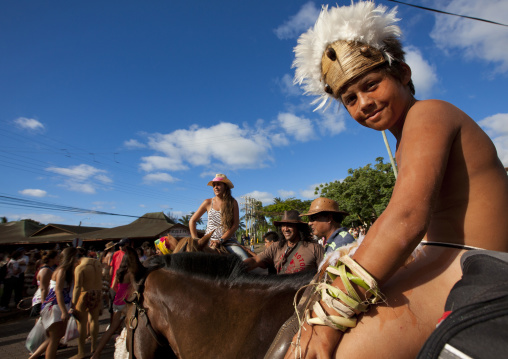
xmin=173 ymin=231 xmax=255 ymax=257
xmin=122 ymin=247 xmax=315 ymax=359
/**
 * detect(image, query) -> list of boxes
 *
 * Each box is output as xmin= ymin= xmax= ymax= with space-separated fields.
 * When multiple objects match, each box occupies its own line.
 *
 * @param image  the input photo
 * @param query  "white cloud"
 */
xmin=7 ymin=213 xmax=63 ymax=224
xmin=300 ymin=183 xmax=322 ymax=199
xmin=14 ymin=117 xmax=45 ymax=131
xmin=95 ymin=174 xmax=113 ymax=184
xmin=479 ymin=113 xmax=508 ymax=166
xmin=138 ymin=113 xmax=344 ymax=179
xmin=268 ymin=133 xmax=289 ymax=147
xmin=430 ymin=0 xmax=508 ymax=73
xmin=143 ymin=172 xmax=179 ymax=184
xmin=65 ymin=182 xmax=96 ymax=194
xmin=242 ymin=191 xmax=274 ymax=206
xmin=274 ymin=2 xmax=320 ymax=40
xmin=278 ymin=190 xmax=295 ymax=198
xmin=46 ymin=164 xmax=112 ymax=194
xmin=124 ymin=139 xmax=146 ymax=149
xmin=19 ymin=189 xmax=47 ymax=198
xmin=317 ymin=111 xmax=347 ymax=136
xmin=405 ymin=46 xmax=438 ymax=98
xmin=278 ymin=112 xmax=316 ymax=142
xmin=140 ymin=156 xmax=189 ymax=172
xmin=46 ymin=164 xmax=106 ymax=181
xmin=144 ymin=122 xmax=272 ymax=171
xmin=278 ymin=73 xmax=301 ymax=96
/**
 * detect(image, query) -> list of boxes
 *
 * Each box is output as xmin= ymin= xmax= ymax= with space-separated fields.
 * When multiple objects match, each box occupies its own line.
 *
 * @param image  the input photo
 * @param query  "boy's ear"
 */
xmin=400 ymin=62 xmax=412 ymax=86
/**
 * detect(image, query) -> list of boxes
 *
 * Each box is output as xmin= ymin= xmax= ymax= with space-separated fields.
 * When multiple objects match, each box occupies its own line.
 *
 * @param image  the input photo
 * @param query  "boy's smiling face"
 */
xmin=339 ymin=64 xmax=412 ymax=132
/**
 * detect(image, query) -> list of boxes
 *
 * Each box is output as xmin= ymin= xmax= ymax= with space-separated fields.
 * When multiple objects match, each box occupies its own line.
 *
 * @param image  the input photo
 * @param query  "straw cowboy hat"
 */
xmin=104 ymin=241 xmax=116 ymax=251
xmin=207 ymin=173 xmax=234 ymax=189
xmin=300 ymin=197 xmax=349 ymax=217
xmin=273 ymin=210 xmax=308 ymax=228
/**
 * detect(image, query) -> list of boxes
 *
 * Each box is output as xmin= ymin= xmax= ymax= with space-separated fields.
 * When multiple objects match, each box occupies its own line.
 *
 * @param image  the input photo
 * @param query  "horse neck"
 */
xmin=144 ymin=268 xmax=300 ymax=358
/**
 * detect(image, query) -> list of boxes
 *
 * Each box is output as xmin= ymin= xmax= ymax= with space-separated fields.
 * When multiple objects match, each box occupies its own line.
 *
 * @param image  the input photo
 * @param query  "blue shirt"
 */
xmin=324 ymin=227 xmax=356 ymax=255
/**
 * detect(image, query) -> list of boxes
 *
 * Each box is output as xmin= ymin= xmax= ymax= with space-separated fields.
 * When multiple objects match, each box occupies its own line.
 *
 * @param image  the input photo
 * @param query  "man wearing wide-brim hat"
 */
xmin=244 ymin=210 xmax=324 ymax=274
xmin=301 ymin=198 xmax=355 ymax=256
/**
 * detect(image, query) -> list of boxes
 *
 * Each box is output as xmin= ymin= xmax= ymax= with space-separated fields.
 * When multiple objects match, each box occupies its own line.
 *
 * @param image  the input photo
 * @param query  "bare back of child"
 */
xmin=285 ymin=2 xmax=508 ymax=358
xmin=334 ymin=98 xmax=508 ymax=358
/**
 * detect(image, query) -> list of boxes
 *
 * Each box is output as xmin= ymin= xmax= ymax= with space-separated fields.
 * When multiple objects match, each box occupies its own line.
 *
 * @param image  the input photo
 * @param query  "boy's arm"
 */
xmin=286 ymin=100 xmax=460 ymax=358
xmin=352 ymin=100 xmax=459 ymax=281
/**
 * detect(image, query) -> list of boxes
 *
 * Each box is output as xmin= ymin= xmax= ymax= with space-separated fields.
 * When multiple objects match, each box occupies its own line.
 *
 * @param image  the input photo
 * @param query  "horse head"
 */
xmin=123 ymin=246 xmax=177 ymax=359
xmin=173 ymin=230 xmax=215 ymax=253
xmin=124 ymin=246 xmax=146 ymax=283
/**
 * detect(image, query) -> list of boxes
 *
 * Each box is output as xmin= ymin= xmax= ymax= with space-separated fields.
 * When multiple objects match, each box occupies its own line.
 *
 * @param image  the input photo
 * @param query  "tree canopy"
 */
xmin=315 ymin=157 xmax=396 ymax=228
xmin=262 ymin=197 xmax=312 ymax=227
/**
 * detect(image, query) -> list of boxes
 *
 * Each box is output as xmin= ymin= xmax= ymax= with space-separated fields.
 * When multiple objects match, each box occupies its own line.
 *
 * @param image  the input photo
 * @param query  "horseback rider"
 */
xmin=244 ymin=210 xmax=324 ymax=274
xmin=274 ymin=2 xmax=508 ymax=358
xmin=189 ymin=174 xmax=249 ymax=260
xmin=301 ymin=197 xmax=355 ymax=256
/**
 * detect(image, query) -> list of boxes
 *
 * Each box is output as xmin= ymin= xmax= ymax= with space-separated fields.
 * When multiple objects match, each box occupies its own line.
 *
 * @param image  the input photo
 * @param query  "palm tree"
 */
xmin=178 ymin=215 xmax=192 ymax=227
xmin=179 ymin=212 xmax=202 ymax=227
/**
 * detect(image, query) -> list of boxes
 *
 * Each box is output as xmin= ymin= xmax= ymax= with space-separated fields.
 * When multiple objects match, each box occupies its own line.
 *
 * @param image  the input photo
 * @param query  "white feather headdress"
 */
xmin=293 ymin=1 xmax=402 ymax=111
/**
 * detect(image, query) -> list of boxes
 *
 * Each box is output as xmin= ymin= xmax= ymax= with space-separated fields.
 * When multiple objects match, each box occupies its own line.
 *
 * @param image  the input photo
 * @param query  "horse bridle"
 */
xmin=126 ymin=282 xmax=169 ymax=359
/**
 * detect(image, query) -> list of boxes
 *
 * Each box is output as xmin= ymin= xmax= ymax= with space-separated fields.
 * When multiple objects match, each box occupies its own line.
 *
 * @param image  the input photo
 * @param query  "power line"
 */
xmin=0 ymin=193 xmax=166 ymax=220
xmin=387 ymin=0 xmax=508 ymax=27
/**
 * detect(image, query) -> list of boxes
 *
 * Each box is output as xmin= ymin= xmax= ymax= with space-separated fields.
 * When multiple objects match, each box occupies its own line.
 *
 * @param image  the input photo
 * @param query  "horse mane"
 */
xmin=142 ymin=251 xmax=316 ymax=289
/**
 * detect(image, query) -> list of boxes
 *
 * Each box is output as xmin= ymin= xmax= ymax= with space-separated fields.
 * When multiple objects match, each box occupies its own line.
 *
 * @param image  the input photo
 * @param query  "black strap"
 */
xmin=127 ymin=282 xmax=169 ymax=359
xmin=278 ymin=241 xmax=303 ymax=274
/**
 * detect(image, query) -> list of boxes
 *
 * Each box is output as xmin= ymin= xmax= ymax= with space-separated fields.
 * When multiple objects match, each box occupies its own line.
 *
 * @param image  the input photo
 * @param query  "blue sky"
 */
xmin=1 ymin=0 xmax=507 ymax=229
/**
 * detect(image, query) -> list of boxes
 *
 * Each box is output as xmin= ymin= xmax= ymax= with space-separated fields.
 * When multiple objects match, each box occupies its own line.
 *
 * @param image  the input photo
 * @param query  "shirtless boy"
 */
xmin=280 ymin=2 xmax=508 ymax=358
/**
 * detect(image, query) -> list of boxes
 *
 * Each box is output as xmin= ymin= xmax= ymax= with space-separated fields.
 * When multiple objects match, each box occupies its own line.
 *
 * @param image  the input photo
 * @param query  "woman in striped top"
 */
xmin=190 ymin=174 xmax=248 ymax=259
xmin=29 ymin=247 xmax=80 ymax=359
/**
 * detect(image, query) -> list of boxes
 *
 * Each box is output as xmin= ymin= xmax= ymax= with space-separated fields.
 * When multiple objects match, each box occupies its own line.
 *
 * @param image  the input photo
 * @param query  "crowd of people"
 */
xmin=0 ymin=238 xmax=161 ymax=359
xmin=0 ymin=180 xmax=364 ymax=358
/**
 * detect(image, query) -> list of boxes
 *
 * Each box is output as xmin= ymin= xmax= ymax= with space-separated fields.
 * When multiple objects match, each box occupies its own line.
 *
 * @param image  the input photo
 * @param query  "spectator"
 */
xmin=29 ymin=247 xmax=81 ymax=359
xmin=16 ymin=247 xmax=29 ymax=299
xmin=31 ymin=250 xmax=58 ymax=317
xmin=108 ymin=237 xmax=131 ymax=326
xmin=100 ymin=242 xmax=115 ymax=322
xmin=91 ymin=256 xmax=132 ymax=359
xmin=0 ymin=249 xmax=23 ymax=311
xmin=262 ymin=231 xmax=280 ymax=274
xmin=72 ymin=247 xmax=103 ymax=359
xmin=263 ymin=231 xmax=279 ymax=247
xmin=109 ymin=238 xmax=131 ymax=293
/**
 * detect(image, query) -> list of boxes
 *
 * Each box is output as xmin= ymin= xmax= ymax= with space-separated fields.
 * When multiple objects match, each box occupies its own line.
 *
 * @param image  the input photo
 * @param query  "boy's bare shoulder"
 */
xmin=408 ymin=99 xmax=470 ymax=125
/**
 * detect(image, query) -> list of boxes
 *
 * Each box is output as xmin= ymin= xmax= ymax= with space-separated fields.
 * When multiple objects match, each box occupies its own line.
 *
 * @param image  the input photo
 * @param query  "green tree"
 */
xmin=178 ymin=215 xmax=191 ymax=227
xmin=315 ymin=157 xmax=396 ymax=229
xmin=0 ymin=216 xmax=7 ymax=223
xmin=243 ymin=199 xmax=269 ymax=240
xmin=262 ymin=197 xmax=313 ymax=229
xmin=165 ymin=211 xmax=178 ymax=224
xmin=179 ymin=212 xmax=202 ymax=227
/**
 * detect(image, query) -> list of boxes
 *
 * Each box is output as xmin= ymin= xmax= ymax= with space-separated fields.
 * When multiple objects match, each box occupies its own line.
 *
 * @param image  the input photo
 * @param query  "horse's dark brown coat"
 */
xmin=124 ymin=248 xmax=315 ymax=359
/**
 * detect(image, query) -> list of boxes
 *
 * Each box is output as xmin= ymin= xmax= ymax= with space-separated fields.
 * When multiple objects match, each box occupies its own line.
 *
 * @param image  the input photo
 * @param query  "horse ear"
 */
xmin=197 ymin=230 xmax=214 ymax=249
xmin=124 ymin=246 xmax=146 ymax=282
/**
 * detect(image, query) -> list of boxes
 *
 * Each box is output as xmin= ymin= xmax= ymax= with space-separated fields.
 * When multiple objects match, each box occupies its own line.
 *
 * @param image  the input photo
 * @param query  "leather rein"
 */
xmin=126 ymin=279 xmax=169 ymax=358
